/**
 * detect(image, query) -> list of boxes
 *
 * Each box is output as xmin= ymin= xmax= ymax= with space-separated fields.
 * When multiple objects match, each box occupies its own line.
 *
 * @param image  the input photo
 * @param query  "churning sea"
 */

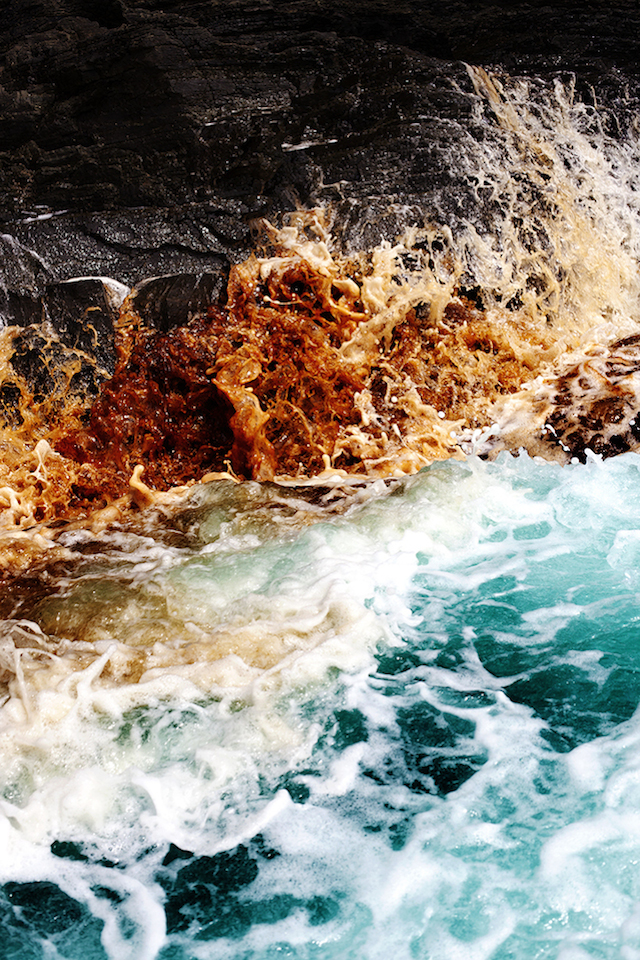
xmin=5 ymin=53 xmax=640 ymax=959
xmin=3 ymin=451 xmax=640 ymax=958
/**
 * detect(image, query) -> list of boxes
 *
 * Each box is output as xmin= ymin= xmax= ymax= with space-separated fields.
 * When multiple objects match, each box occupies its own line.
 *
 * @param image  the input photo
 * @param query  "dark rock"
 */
xmin=9 ymin=327 xmax=65 ymax=404
xmin=0 ymin=383 xmax=24 ymax=430
xmin=0 ymin=234 xmax=50 ymax=326
xmin=1 ymin=0 xmax=638 ymax=292
xmin=42 ymin=278 xmax=125 ymax=374
xmin=1 ymin=278 xmax=125 ymax=424
xmin=8 ymin=326 xmax=105 ymax=407
xmin=0 ymin=289 xmax=43 ymax=328
xmin=130 ymin=270 xmax=229 ymax=332
xmin=5 ymin=205 xmax=252 ymax=292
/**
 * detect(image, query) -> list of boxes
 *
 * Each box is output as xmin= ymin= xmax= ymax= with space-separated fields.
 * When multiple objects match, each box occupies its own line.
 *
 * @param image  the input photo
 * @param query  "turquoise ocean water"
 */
xmin=3 ymin=452 xmax=640 ymax=958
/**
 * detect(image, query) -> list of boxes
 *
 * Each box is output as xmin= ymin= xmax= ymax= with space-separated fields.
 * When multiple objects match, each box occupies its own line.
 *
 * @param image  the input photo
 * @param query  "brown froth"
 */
xmin=0 ymin=216 xmax=639 ymax=550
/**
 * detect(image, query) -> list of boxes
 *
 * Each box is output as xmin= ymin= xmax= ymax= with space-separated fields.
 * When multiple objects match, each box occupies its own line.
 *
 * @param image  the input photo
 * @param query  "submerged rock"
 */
xmin=488 ymin=337 xmax=640 ymax=465
xmin=0 ymin=277 xmax=124 ymax=432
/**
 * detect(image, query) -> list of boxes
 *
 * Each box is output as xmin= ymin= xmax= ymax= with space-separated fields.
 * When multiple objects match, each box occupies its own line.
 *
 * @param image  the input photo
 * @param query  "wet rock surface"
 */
xmin=131 ymin=270 xmax=230 ymax=331
xmin=1 ymin=0 xmax=640 ymax=308
xmin=42 ymin=279 xmax=121 ymax=372
xmin=1 ymin=277 xmax=123 ymax=427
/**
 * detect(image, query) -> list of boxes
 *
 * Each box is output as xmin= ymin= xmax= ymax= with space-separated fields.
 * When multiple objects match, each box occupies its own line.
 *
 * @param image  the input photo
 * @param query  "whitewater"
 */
xmin=4 ymin=454 xmax=640 ymax=958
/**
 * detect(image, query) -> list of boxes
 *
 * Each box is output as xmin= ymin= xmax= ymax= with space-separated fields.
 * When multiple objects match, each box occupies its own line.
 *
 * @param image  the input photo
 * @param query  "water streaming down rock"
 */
xmin=3 ymin=2 xmax=640 ymax=958
xmin=3 ymin=66 xmax=640 ymax=534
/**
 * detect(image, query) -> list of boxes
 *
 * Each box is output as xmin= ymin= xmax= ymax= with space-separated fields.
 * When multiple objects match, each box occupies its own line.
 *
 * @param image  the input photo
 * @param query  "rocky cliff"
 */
xmin=2 ymin=0 xmax=639 ymax=295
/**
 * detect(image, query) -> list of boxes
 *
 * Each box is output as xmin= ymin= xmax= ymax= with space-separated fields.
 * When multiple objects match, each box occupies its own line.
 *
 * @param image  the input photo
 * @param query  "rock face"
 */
xmin=1 ymin=277 xmax=123 ymax=429
xmin=131 ymin=271 xmax=229 ymax=331
xmin=1 ymin=0 xmax=640 ymax=307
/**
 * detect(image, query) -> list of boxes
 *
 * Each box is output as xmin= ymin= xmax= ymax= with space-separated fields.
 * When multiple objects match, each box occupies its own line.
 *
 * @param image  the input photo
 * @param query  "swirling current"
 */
xmin=4 ymin=454 xmax=640 ymax=957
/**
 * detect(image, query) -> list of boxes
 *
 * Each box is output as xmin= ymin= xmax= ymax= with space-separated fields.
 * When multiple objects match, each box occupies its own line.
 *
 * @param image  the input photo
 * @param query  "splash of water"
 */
xmin=0 ymin=69 xmax=640 ymax=551
xmin=1 ymin=454 xmax=640 ymax=957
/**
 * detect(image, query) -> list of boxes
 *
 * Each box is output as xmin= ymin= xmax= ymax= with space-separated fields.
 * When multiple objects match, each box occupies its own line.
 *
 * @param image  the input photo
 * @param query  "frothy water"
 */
xmin=4 ymin=63 xmax=640 ymax=959
xmin=3 ymin=67 xmax=640 ymax=534
xmin=2 ymin=453 xmax=640 ymax=957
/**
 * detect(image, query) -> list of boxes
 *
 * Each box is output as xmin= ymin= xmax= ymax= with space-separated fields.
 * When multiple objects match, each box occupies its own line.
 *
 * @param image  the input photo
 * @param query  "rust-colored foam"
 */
xmin=57 ymin=311 xmax=237 ymax=490
xmin=0 ymin=247 xmax=561 ymax=539
xmin=61 ymin=252 xmax=554 ymax=495
xmin=0 ymin=226 xmax=622 ymax=549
